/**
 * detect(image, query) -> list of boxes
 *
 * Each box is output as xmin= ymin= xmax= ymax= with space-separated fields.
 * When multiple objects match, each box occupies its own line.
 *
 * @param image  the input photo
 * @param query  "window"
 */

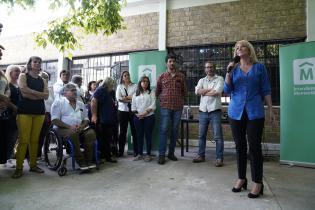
xmin=168 ymin=38 xmax=305 ymax=106
xmin=70 ymin=54 xmax=129 ymax=88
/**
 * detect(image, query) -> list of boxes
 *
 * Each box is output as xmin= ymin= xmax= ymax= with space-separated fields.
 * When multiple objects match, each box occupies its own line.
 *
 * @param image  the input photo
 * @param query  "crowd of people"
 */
xmin=0 ymin=40 xmax=275 ymax=199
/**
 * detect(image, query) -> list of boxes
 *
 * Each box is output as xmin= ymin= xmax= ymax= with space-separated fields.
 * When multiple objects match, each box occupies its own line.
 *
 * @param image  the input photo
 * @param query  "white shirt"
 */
xmin=51 ymin=97 xmax=89 ymax=127
xmin=44 ymin=86 xmax=54 ymax=113
xmin=53 ymin=80 xmax=66 ymax=100
xmin=116 ymin=83 xmax=137 ymax=112
xmin=195 ymin=75 xmax=224 ymax=112
xmin=131 ymin=90 xmax=156 ymax=116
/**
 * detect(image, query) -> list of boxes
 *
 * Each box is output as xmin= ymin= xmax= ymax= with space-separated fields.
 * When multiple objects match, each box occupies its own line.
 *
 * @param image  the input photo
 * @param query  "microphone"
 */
xmin=227 ymin=56 xmax=240 ymax=73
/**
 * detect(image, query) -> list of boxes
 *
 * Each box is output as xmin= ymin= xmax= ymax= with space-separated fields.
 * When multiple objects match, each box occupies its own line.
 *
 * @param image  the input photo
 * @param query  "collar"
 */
xmin=205 ymin=74 xmax=218 ymax=81
xmin=64 ymin=97 xmax=79 ymax=110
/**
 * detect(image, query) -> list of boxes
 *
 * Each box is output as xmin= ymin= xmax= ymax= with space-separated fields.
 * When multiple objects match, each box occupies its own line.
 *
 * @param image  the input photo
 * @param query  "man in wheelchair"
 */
xmin=51 ymin=83 xmax=96 ymax=170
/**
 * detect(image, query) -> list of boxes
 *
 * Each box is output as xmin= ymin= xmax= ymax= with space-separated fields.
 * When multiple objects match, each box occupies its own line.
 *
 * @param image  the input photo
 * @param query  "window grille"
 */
xmin=168 ymin=38 xmax=305 ymax=106
xmin=70 ymin=54 xmax=129 ymax=88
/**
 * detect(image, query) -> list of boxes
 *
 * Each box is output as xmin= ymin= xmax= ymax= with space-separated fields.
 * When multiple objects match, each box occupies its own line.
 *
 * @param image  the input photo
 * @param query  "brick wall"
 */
xmin=167 ymin=0 xmax=306 ymax=47
xmin=72 ymin=13 xmax=159 ymax=57
xmin=184 ymin=106 xmax=280 ymax=143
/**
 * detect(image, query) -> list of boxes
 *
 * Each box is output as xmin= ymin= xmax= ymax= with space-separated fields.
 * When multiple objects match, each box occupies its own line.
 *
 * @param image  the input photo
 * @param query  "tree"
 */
xmin=0 ymin=0 xmax=126 ymax=58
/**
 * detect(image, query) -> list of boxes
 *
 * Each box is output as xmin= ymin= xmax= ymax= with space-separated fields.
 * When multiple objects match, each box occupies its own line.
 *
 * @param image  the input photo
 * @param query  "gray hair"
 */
xmin=62 ymin=83 xmax=77 ymax=95
xmin=71 ymin=74 xmax=83 ymax=84
xmin=5 ymin=65 xmax=20 ymax=83
xmin=100 ymin=77 xmax=115 ymax=91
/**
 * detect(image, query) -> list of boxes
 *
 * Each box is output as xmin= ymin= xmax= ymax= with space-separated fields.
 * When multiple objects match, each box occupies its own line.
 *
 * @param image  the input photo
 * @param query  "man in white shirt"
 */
xmin=53 ymin=70 xmax=70 ymax=100
xmin=51 ymin=83 xmax=96 ymax=170
xmin=193 ymin=62 xmax=224 ymax=167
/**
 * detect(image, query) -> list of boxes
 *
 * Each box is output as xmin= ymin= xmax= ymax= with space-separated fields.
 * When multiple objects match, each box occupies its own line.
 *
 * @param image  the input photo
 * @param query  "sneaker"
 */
xmin=192 ymin=155 xmax=205 ymax=163
xmin=12 ymin=169 xmax=24 ymax=179
xmin=167 ymin=153 xmax=178 ymax=161
xmin=158 ymin=155 xmax=165 ymax=165
xmin=79 ymin=163 xmax=89 ymax=170
xmin=133 ymin=155 xmax=143 ymax=161
xmin=215 ymin=159 xmax=224 ymax=167
xmin=4 ymin=159 xmax=16 ymax=168
xmin=29 ymin=166 xmax=45 ymax=173
xmin=144 ymin=155 xmax=152 ymax=162
xmin=88 ymin=163 xmax=96 ymax=169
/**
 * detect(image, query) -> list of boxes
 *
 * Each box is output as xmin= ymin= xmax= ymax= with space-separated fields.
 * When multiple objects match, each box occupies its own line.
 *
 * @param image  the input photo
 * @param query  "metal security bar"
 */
xmin=70 ymin=54 xmax=129 ymax=88
xmin=168 ymin=38 xmax=305 ymax=106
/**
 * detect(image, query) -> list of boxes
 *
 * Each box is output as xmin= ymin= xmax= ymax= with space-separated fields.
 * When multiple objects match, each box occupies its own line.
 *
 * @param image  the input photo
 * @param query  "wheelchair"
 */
xmin=43 ymin=126 xmax=100 ymax=176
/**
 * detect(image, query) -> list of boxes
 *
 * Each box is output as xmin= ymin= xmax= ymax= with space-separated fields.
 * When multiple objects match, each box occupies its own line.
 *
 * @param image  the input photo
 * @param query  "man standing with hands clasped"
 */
xmin=193 ymin=61 xmax=224 ymax=167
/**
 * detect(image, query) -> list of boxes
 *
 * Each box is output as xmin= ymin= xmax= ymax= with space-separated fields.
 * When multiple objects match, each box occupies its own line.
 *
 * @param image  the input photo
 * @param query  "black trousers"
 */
xmin=96 ymin=123 xmax=114 ymax=160
xmin=230 ymin=110 xmax=265 ymax=183
xmin=118 ymin=111 xmax=138 ymax=156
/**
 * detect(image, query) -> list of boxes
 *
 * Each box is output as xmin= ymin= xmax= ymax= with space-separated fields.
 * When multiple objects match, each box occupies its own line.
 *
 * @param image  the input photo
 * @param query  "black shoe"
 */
xmin=167 ymin=154 xmax=178 ymax=161
xmin=158 ymin=156 xmax=165 ymax=165
xmin=232 ymin=178 xmax=247 ymax=192
xmin=29 ymin=166 xmax=45 ymax=173
xmin=248 ymin=183 xmax=264 ymax=198
xmin=106 ymin=158 xmax=117 ymax=163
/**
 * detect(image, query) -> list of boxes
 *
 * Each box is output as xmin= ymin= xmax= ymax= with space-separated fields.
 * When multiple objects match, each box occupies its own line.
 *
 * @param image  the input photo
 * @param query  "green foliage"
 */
xmin=1 ymin=0 xmax=126 ymax=58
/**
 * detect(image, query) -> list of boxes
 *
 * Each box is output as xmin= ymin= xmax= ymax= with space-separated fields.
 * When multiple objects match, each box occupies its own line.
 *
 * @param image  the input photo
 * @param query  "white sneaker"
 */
xmin=88 ymin=164 xmax=96 ymax=169
xmin=4 ymin=159 xmax=16 ymax=168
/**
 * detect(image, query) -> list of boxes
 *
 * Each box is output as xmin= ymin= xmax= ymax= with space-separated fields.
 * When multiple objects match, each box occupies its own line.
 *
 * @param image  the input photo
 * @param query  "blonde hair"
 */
xmin=233 ymin=40 xmax=258 ymax=63
xmin=5 ymin=65 xmax=20 ymax=83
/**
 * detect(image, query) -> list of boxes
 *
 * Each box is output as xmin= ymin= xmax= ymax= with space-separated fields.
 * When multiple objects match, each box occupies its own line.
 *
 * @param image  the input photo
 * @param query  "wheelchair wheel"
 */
xmin=58 ymin=167 xmax=67 ymax=176
xmin=44 ymin=129 xmax=63 ymax=170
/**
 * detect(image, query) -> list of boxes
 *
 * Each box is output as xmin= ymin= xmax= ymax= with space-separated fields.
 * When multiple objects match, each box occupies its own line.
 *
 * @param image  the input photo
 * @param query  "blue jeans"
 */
xmin=159 ymin=108 xmax=182 ymax=156
xmin=133 ymin=114 xmax=155 ymax=155
xmin=198 ymin=110 xmax=224 ymax=160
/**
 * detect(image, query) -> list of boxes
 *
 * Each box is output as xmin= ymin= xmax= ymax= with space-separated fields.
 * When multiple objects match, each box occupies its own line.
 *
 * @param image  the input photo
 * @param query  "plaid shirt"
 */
xmin=156 ymin=71 xmax=187 ymax=110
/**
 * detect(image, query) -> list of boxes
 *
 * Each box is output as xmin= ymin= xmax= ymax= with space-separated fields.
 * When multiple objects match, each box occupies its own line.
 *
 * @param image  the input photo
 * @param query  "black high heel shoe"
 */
xmin=248 ymin=183 xmax=264 ymax=198
xmin=232 ymin=178 xmax=247 ymax=192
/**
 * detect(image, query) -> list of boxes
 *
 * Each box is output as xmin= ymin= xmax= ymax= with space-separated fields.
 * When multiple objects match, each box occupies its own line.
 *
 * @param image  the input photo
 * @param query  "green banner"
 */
xmin=127 ymin=50 xmax=167 ymax=155
xmin=280 ymin=41 xmax=315 ymax=167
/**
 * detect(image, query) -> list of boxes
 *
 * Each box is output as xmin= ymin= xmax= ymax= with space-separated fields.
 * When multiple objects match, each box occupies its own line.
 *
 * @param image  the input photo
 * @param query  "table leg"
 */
xmin=186 ymin=121 xmax=189 ymax=152
xmin=181 ymin=120 xmax=184 ymax=156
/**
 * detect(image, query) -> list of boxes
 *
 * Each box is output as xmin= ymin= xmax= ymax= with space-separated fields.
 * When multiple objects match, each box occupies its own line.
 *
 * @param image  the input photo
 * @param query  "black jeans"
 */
xmin=118 ymin=111 xmax=138 ymax=156
xmin=230 ymin=110 xmax=265 ymax=183
xmin=96 ymin=123 xmax=114 ymax=160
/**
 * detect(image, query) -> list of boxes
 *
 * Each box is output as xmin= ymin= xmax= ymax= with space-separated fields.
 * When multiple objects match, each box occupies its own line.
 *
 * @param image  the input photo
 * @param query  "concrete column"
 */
xmin=307 ymin=0 xmax=315 ymax=42
xmin=57 ymin=52 xmax=69 ymax=75
xmin=159 ymin=0 xmax=167 ymax=51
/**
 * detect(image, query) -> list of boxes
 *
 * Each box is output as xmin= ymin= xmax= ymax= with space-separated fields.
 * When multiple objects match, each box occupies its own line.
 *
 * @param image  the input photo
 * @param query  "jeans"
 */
xmin=134 ymin=114 xmax=155 ymax=155
xmin=198 ymin=110 xmax=224 ymax=160
xmin=159 ymin=108 xmax=182 ymax=156
xmin=230 ymin=110 xmax=265 ymax=183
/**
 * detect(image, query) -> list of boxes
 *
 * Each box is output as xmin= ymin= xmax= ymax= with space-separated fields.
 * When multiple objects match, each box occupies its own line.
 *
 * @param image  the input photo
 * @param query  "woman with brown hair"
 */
xmin=12 ymin=56 xmax=48 ymax=178
xmin=115 ymin=71 xmax=138 ymax=157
